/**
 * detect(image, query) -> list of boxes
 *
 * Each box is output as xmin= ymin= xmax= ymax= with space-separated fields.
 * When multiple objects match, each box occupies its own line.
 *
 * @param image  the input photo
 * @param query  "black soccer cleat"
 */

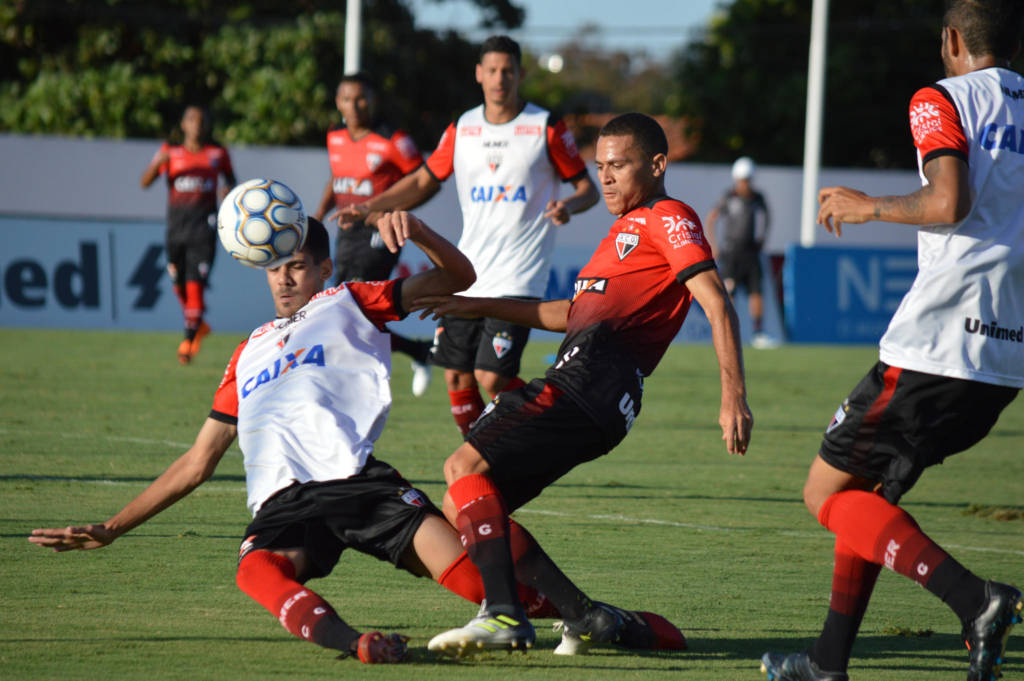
xmin=760 ymin=651 xmax=849 ymax=681
xmin=963 ymin=581 xmax=1023 ymax=681
xmin=553 ymin=601 xmax=686 ymax=655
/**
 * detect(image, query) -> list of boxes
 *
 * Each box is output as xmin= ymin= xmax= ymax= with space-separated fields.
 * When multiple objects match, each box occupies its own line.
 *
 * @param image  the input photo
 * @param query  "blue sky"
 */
xmin=407 ymin=0 xmax=723 ymax=63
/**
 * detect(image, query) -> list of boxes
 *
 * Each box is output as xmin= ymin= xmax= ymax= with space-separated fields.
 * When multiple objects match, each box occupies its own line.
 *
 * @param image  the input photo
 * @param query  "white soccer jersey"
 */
xmin=879 ymin=67 xmax=1024 ymax=388
xmin=424 ymin=103 xmax=587 ymax=297
xmin=211 ymin=281 xmax=401 ymax=514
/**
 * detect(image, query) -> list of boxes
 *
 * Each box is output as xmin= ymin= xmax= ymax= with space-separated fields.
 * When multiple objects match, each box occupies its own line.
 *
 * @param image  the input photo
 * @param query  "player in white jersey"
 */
xmin=761 ymin=3 xmax=1023 ymax=680
xmin=26 ymin=216 xmax=492 ymax=663
xmin=345 ymin=35 xmax=599 ymax=435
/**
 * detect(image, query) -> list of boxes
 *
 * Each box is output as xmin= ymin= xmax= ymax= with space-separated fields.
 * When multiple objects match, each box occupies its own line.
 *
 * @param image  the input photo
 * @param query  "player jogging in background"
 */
xmin=140 ymin=105 xmax=236 ymax=365
xmin=313 ymin=72 xmax=436 ymax=396
xmin=29 ymin=216 xmax=681 ymax=663
xmin=345 ymin=35 xmax=599 ymax=435
xmin=413 ymin=112 xmax=751 ymax=657
xmin=760 ymin=2 xmax=1024 ymax=680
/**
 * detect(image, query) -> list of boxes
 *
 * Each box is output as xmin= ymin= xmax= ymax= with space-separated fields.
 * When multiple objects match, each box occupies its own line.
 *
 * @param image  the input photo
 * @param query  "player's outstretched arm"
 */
xmin=28 ymin=418 xmax=237 ymax=552
xmin=685 ymin=268 xmax=752 ymax=455
xmin=410 ymin=295 xmax=570 ymax=332
xmin=377 ymin=212 xmax=476 ymax=308
xmin=339 ymin=165 xmax=440 ymax=226
xmin=818 ymin=155 xmax=969 ymax=237
xmin=139 ymin=149 xmax=169 ymax=189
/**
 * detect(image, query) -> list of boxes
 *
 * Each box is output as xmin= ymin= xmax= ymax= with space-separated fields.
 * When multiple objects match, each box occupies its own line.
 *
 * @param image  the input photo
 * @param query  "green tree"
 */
xmin=0 ymin=0 xmax=522 ymax=148
xmin=670 ymin=0 xmax=1024 ymax=168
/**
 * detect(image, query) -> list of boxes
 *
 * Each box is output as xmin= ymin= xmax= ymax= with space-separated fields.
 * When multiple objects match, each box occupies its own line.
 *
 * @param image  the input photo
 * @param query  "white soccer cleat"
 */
xmin=428 ymin=608 xmax=535 ymax=658
xmin=411 ymin=360 xmax=432 ymax=397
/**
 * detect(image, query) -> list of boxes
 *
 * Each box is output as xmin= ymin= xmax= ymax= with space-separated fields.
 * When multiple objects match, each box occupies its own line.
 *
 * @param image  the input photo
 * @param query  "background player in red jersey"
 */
xmin=412 ymin=112 xmax=750 ymax=657
xmin=344 ymin=36 xmax=599 ymax=435
xmin=760 ymin=3 xmax=1024 ymax=681
xmin=313 ymin=73 xmax=435 ymax=396
xmin=140 ymin=105 xmax=236 ymax=364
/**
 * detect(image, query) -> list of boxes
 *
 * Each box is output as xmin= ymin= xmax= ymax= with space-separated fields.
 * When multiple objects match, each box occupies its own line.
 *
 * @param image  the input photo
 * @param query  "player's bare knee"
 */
xmin=444 ymin=443 xmax=489 ymax=484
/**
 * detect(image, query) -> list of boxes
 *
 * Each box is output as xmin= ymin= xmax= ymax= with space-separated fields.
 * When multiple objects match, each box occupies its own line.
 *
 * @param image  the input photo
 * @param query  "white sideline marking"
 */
xmin=514 ymin=508 xmax=1024 ymax=557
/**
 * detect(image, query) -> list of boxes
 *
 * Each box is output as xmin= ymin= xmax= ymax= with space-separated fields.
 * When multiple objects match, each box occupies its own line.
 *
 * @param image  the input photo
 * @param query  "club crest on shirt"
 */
xmin=492 ymin=332 xmax=514 ymax=358
xmin=615 ymin=232 xmax=639 ymax=260
xmin=487 ymin=151 xmax=503 ymax=173
xmin=826 ymin=399 xmax=849 ymax=434
xmin=365 ymin=152 xmax=383 ymax=171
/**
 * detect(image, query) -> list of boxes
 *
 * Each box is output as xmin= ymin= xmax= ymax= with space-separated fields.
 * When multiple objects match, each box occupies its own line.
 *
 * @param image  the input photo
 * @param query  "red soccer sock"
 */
xmin=173 ymin=283 xmax=187 ymax=310
xmin=236 ymin=550 xmax=359 ymax=652
xmin=184 ymin=280 xmax=205 ymax=334
xmin=808 ymin=537 xmax=882 ymax=672
xmin=448 ymin=387 xmax=485 ymax=435
xmin=449 ymin=474 xmax=518 ymax=609
xmin=437 ymin=551 xmax=558 ymax=618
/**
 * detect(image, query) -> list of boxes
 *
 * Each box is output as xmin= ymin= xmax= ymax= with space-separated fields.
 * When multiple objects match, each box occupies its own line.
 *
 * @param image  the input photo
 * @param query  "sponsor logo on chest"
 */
xmin=333 ymin=177 xmax=373 ymax=196
xmin=572 ymin=277 xmax=608 ymax=301
xmin=241 ymin=344 xmax=326 ymax=398
xmin=173 ymin=175 xmax=215 ymax=193
xmin=470 ymin=185 xmax=527 ymax=203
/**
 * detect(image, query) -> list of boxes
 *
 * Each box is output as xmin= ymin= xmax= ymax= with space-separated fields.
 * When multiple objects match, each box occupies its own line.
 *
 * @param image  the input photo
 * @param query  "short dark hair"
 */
xmin=598 ymin=113 xmax=668 ymax=159
xmin=302 ymin=217 xmax=331 ymax=264
xmin=338 ymin=71 xmax=376 ymax=93
xmin=479 ymin=35 xmax=522 ymax=66
xmin=945 ymin=0 xmax=1024 ymax=60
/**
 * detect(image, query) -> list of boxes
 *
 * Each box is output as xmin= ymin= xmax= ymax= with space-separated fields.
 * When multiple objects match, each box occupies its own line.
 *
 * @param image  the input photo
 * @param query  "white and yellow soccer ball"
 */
xmin=217 ymin=178 xmax=307 ymax=268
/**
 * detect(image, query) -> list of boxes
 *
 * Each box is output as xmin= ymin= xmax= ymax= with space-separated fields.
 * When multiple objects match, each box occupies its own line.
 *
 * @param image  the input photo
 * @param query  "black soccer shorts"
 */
xmin=819 ymin=361 xmax=1018 ymax=504
xmin=466 ymin=378 xmax=619 ymax=511
xmin=166 ymin=210 xmax=217 ymax=284
xmin=718 ymin=248 xmax=763 ymax=295
xmin=237 ymin=457 xmax=443 ymax=580
xmin=333 ymin=221 xmax=400 ymax=283
xmin=431 ymin=312 xmax=532 ymax=377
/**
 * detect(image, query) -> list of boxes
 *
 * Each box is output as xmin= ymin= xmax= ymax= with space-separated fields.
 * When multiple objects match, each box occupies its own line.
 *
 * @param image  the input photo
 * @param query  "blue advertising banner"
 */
xmin=784 ymin=244 xmax=918 ymax=344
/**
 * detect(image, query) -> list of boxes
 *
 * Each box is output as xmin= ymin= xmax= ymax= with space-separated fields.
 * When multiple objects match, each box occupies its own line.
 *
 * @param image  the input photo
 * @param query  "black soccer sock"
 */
xmin=508 ymin=520 xmax=592 ymax=621
xmin=925 ymin=558 xmax=987 ymax=623
xmin=389 ymin=333 xmax=431 ymax=364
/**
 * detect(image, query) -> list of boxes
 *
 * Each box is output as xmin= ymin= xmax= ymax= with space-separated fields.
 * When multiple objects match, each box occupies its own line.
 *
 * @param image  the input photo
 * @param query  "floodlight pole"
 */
xmin=344 ymin=0 xmax=363 ymax=75
xmin=800 ymin=0 xmax=829 ymax=247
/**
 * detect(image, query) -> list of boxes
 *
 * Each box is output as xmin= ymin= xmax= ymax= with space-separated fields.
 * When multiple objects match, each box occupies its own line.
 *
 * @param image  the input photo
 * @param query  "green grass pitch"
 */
xmin=1 ymin=328 xmax=1021 ymax=681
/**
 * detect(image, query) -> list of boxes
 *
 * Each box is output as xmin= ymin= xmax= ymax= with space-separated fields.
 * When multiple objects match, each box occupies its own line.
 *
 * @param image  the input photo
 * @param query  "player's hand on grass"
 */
xmin=719 ymin=396 xmax=753 ymax=456
xmin=817 ymin=186 xmax=874 ymax=237
xmin=28 ymin=524 xmax=117 ymax=552
xmin=544 ymin=199 xmax=571 ymax=226
xmin=409 ymin=294 xmax=484 ymax=320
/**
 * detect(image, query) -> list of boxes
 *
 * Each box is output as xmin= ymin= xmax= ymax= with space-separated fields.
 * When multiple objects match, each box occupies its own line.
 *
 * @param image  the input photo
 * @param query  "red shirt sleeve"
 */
xmin=546 ymin=119 xmax=587 ymax=181
xmin=344 ymin=279 xmax=404 ymax=329
xmin=909 ymin=86 xmax=968 ymax=164
xmin=210 ymin=340 xmax=248 ymax=422
xmin=424 ymin=123 xmax=457 ymax=181
xmin=389 ymin=130 xmax=423 ymax=175
xmin=646 ymin=200 xmax=714 ymax=278
xmin=217 ymin=146 xmax=235 ymax=179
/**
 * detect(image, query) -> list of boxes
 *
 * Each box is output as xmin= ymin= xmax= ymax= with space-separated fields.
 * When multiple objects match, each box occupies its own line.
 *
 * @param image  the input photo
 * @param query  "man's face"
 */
xmin=337 ymin=81 xmax=374 ymax=129
xmin=594 ymin=134 xmax=664 ymax=216
xmin=180 ymin=107 xmax=204 ymax=141
xmin=475 ymin=51 xmax=521 ymax=109
xmin=266 ymin=250 xmax=331 ymax=318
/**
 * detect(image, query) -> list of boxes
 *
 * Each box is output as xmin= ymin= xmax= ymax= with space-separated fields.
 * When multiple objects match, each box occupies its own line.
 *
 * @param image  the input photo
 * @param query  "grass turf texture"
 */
xmin=1 ymin=328 xmax=1021 ymax=681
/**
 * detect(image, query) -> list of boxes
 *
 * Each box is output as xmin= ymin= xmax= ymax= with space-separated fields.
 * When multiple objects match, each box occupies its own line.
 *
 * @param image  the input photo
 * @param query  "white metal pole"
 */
xmin=344 ymin=0 xmax=362 ymax=75
xmin=800 ymin=0 xmax=829 ymax=247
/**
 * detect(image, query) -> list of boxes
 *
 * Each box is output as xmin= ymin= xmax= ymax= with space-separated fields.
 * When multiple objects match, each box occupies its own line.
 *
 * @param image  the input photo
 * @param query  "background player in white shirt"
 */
xmin=762 ymin=2 xmax=1024 ymax=680
xmin=346 ymin=35 xmax=599 ymax=435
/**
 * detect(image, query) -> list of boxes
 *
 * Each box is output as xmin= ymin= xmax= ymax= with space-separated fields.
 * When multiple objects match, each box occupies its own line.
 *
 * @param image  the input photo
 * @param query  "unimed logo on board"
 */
xmin=1 ymin=242 xmax=100 ymax=309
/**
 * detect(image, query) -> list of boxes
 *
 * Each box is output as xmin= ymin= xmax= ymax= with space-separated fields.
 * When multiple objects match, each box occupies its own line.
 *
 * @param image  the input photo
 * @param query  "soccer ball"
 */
xmin=217 ymin=178 xmax=308 ymax=268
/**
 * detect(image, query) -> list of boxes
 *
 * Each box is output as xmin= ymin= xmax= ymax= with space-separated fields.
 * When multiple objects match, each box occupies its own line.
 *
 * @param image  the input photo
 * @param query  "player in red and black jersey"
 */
xmin=413 ymin=113 xmax=751 ymax=656
xmin=313 ymin=73 xmax=436 ymax=395
xmin=141 ymin=105 xmax=236 ymax=365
